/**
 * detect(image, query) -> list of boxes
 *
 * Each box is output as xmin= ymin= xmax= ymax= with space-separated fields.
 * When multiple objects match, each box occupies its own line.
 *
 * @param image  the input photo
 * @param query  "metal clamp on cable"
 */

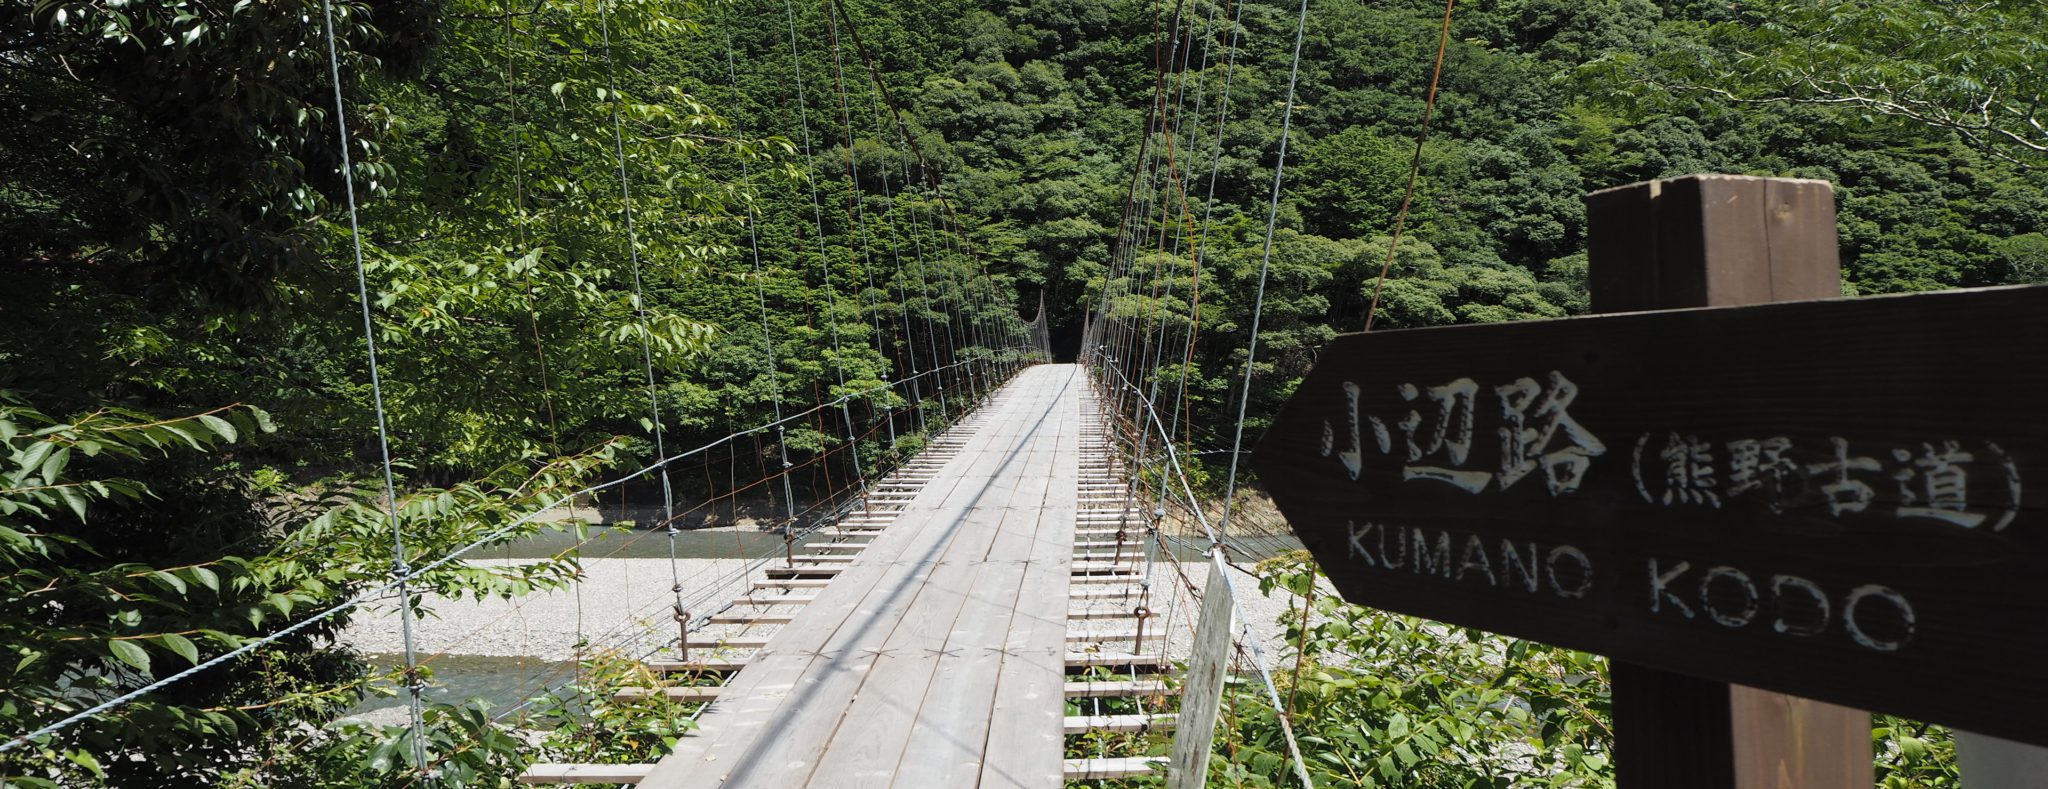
xmin=1131 ymin=606 xmax=1152 ymax=654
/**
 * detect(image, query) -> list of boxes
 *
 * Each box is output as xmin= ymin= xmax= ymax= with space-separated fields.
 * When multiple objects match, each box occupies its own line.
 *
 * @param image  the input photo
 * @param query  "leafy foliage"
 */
xmin=1218 ymin=552 xmax=1614 ymax=788
xmin=0 ymin=0 xmax=2037 ymax=781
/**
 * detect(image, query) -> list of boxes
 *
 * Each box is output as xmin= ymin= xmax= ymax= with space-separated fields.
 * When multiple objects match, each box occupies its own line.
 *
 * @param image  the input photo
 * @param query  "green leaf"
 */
xmin=108 ymin=639 xmax=150 ymax=672
xmin=63 ymin=748 xmax=104 ymax=779
xmin=189 ymin=566 xmax=221 ymax=592
xmin=157 ymin=633 xmax=200 ymax=665
xmin=56 ymin=485 xmax=88 ymax=521
xmin=152 ymin=570 xmax=187 ymax=595
xmin=18 ymin=439 xmax=55 ymax=476
xmin=197 ymin=414 xmax=237 ymax=443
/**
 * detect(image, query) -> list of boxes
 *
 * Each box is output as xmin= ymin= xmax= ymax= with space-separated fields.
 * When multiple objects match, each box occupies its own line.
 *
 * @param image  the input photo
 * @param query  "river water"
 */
xmin=346 ymin=526 xmax=1302 ymax=722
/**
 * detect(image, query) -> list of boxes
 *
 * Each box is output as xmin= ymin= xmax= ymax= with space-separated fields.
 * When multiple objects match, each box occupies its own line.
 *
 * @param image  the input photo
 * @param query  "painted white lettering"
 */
xmin=1808 ymin=437 xmax=1882 ymax=516
xmin=1413 ymin=529 xmax=1452 ymax=579
xmin=1844 ymin=584 xmax=1916 ymax=652
xmin=1698 ymin=566 xmax=1758 ymax=627
xmin=1546 ymin=545 xmax=1594 ymax=598
xmin=1402 ymin=466 xmax=1493 ymax=493
xmin=1726 ymin=437 xmax=1796 ymax=507
xmin=1499 ymin=540 xmax=1540 ymax=593
xmin=1770 ymin=575 xmax=1830 ymax=636
xmin=1456 ymin=535 xmax=1496 ymax=585
xmin=1648 ymin=558 xmax=1694 ymax=618
xmin=1496 ymin=371 xmax=1605 ymax=495
xmin=1892 ymin=441 xmax=1986 ymax=528
xmin=1378 ymin=524 xmax=1406 ymax=570
xmin=1340 ymin=382 xmax=1366 ymax=480
xmin=1347 ymin=521 xmax=1376 ymax=567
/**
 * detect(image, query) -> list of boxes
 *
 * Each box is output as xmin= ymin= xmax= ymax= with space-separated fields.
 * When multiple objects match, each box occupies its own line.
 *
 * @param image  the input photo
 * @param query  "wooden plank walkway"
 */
xmin=639 ymin=364 xmax=1083 ymax=788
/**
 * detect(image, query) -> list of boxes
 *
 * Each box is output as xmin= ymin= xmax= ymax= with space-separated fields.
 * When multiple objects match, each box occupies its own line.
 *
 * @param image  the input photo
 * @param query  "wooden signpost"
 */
xmin=1253 ymin=175 xmax=2048 ymax=782
xmin=1167 ymin=558 xmax=1235 ymax=789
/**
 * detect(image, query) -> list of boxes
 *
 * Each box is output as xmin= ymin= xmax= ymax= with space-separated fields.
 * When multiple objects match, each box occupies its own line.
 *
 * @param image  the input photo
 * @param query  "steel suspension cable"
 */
xmin=320 ymin=0 xmax=429 ymax=769
xmin=1099 ymin=363 xmax=1314 ymax=787
xmin=719 ymin=16 xmax=801 ymax=546
xmin=594 ymin=0 xmax=690 ymax=663
xmin=780 ymin=0 xmax=871 ymax=505
xmin=1364 ymin=0 xmax=1457 ymax=332
xmin=0 ymin=356 xmax=972 ymax=756
xmin=823 ymin=7 xmax=901 ymax=448
xmin=862 ymin=79 xmax=937 ymax=433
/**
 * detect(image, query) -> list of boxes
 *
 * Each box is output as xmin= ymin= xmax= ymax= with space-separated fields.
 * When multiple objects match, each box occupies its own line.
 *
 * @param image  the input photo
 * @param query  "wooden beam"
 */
xmin=1064 ymin=679 xmax=1174 ymax=698
xmin=1958 ymin=731 xmax=2048 ymax=787
xmin=704 ymin=612 xmax=795 ymax=625
xmin=1064 ymin=653 xmax=1168 ymax=670
xmin=1168 ymin=559 xmax=1234 ymax=789
xmin=731 ymin=595 xmax=817 ymax=606
xmin=1588 ymin=174 xmax=1870 ymax=788
xmin=1065 ymin=713 xmax=1178 ymax=734
xmin=610 ymin=686 xmax=722 ymax=702
xmin=646 ymin=658 xmax=749 ymax=673
xmin=751 ymin=579 xmax=830 ymax=589
xmin=518 ymin=764 xmax=656 ymax=784
xmin=1063 ymin=757 xmax=1166 ymax=779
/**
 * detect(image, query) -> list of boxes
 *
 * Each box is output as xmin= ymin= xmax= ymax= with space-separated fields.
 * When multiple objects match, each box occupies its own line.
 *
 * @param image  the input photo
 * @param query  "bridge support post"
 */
xmin=1588 ymin=174 xmax=1870 ymax=788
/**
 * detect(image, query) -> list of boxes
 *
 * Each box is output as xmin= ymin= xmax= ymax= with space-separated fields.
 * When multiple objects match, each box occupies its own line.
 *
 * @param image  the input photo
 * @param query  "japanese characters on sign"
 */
xmin=1251 ymin=285 xmax=2048 ymax=745
xmin=1318 ymin=370 xmax=2023 ymax=654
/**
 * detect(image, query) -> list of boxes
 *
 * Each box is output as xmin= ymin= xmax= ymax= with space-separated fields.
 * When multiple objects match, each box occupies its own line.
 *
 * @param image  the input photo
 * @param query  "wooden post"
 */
xmin=1586 ymin=174 xmax=1872 ymax=788
xmin=1957 ymin=731 xmax=2048 ymax=787
xmin=1165 ymin=557 xmax=1234 ymax=788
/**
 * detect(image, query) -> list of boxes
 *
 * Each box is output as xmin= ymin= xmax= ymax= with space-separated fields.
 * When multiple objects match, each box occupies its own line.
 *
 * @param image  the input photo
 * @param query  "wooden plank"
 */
xmin=889 ymin=448 xmax=1055 ymax=786
xmin=1588 ymin=174 xmax=1867 ymax=787
xmin=1062 ymin=653 xmax=1167 ymax=669
xmin=977 ymin=370 xmax=1081 ymax=789
xmin=1068 ymin=609 xmax=1148 ymax=620
xmin=1167 ymin=557 xmax=1235 ymax=789
xmin=809 ymin=426 xmax=1042 ymax=786
xmin=612 ymin=686 xmax=722 ymax=702
xmin=518 ymin=764 xmax=657 ymax=784
xmin=640 ymin=365 xmax=1080 ymax=788
xmin=646 ymin=658 xmax=749 ymax=673
xmin=643 ymin=403 xmax=999 ymax=785
xmin=683 ymin=450 xmax=1011 ymax=785
xmin=1063 ymin=756 xmax=1166 ymax=779
xmin=703 ymin=613 xmax=795 ymax=625
xmin=1065 ymin=713 xmax=1178 ymax=734
xmin=1252 ymin=284 xmax=2048 ymax=746
xmin=1063 ymin=679 xmax=1173 ymax=698
xmin=900 ymin=375 xmax=1079 ymax=786
xmin=732 ymin=595 xmax=818 ymax=605
xmin=684 ymin=636 xmax=769 ymax=649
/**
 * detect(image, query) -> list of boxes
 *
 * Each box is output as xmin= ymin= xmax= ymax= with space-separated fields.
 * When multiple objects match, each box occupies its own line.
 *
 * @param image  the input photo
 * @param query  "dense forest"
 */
xmin=3 ymin=0 xmax=2042 ymax=783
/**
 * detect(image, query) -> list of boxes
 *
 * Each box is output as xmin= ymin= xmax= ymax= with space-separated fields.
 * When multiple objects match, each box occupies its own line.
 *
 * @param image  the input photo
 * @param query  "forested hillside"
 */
xmin=2 ymin=0 xmax=2040 ymax=783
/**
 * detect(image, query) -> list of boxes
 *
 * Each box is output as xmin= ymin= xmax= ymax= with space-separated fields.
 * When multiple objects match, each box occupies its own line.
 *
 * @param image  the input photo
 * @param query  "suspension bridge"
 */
xmin=0 ymin=0 xmax=1330 ymax=777
xmin=513 ymin=364 xmax=1144 ymax=785
xmin=500 ymin=353 xmax=1311 ymax=787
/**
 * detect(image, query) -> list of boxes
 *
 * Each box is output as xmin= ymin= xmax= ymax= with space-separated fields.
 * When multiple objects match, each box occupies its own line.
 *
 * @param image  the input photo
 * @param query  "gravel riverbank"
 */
xmin=343 ymin=552 xmax=1325 ymax=666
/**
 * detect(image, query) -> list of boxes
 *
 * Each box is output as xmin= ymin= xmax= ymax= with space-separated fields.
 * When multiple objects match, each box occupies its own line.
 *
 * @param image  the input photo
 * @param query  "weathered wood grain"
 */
xmin=1255 ymin=279 xmax=2048 ymax=744
xmin=637 ymin=365 xmax=1084 ymax=788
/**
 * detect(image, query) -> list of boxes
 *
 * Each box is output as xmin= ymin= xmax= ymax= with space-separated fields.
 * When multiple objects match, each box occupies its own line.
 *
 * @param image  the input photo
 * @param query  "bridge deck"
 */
xmin=641 ymin=364 xmax=1082 ymax=788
